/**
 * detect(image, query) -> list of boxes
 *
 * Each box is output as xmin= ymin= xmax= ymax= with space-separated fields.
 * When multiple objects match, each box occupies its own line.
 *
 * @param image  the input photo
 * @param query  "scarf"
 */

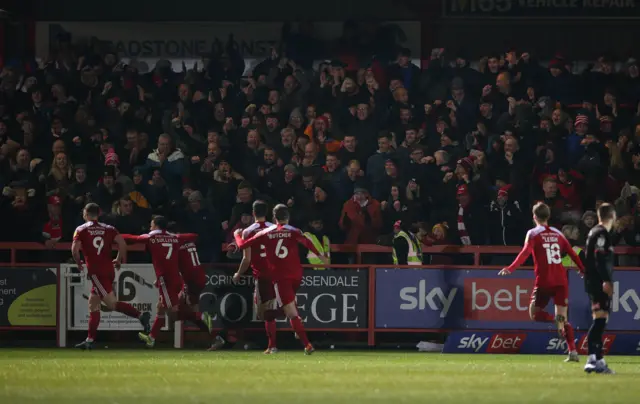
xmin=457 ymin=204 xmax=471 ymax=245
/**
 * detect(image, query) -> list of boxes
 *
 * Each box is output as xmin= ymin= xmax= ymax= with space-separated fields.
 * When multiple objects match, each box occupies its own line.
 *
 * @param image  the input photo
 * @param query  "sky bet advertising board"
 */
xmin=375 ymin=268 xmax=640 ymax=332
xmin=443 ymin=331 xmax=640 ymax=355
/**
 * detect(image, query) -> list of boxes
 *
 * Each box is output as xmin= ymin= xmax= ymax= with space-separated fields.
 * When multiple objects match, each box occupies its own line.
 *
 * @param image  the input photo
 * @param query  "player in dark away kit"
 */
xmin=583 ymin=203 xmax=616 ymax=374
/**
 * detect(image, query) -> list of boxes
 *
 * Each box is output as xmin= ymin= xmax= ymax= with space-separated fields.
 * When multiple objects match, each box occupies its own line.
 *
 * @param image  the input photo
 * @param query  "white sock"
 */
xmin=588 ymin=354 xmax=597 ymax=363
xmin=86 ymin=338 xmax=94 ymax=343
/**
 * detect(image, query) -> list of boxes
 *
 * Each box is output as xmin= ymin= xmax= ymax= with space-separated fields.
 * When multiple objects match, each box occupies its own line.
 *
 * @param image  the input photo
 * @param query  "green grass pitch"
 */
xmin=1 ymin=349 xmax=639 ymax=403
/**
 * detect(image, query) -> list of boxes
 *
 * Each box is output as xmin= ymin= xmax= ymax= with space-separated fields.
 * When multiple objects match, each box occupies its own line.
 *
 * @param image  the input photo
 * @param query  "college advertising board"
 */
xmin=199 ymin=268 xmax=368 ymax=329
xmin=0 ymin=268 xmax=57 ymax=329
xmin=69 ymin=264 xmax=162 ymax=331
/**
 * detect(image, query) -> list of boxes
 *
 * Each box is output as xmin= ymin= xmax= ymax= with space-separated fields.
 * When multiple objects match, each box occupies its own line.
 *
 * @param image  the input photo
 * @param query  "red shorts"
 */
xmin=254 ymin=278 xmax=277 ymax=309
xmin=158 ymin=277 xmax=183 ymax=310
xmin=89 ymin=273 xmax=114 ymax=298
xmin=274 ymin=278 xmax=302 ymax=306
xmin=181 ymin=278 xmax=206 ymax=306
xmin=531 ymin=285 xmax=569 ymax=309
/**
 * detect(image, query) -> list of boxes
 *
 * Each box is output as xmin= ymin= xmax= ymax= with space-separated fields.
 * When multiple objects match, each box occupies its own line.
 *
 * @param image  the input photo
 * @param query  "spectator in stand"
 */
xmin=453 ymin=184 xmax=486 ymax=246
xmin=94 ymin=166 xmax=123 ymax=214
xmin=339 ymin=187 xmax=382 ymax=245
xmin=146 ymin=134 xmax=186 ymax=200
xmin=488 ymin=185 xmax=524 ymax=246
xmin=46 ymin=152 xmax=73 ymax=197
xmin=4 ymin=27 xmax=640 ymax=264
xmin=106 ymin=196 xmax=147 ymax=235
xmin=180 ymin=190 xmax=221 ymax=264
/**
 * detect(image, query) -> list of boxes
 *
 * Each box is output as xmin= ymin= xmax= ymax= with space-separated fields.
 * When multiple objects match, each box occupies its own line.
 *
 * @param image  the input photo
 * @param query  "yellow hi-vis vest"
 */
xmin=303 ymin=232 xmax=331 ymax=270
xmin=562 ymin=246 xmax=582 ymax=268
xmin=392 ymin=231 xmax=422 ymax=265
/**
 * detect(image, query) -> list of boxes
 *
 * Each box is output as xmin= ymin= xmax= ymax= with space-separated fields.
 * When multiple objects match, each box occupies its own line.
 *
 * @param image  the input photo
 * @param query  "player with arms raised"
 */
xmin=71 ymin=203 xmax=151 ymax=349
xmin=230 ymin=200 xmax=276 ymax=353
xmin=234 ymin=204 xmax=327 ymax=355
xmin=498 ymin=202 xmax=585 ymax=362
xmin=122 ymin=216 xmax=214 ymax=348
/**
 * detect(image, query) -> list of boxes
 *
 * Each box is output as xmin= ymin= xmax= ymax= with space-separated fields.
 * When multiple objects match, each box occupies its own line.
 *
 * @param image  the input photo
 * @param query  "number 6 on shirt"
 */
xmin=275 ymin=239 xmax=288 ymax=258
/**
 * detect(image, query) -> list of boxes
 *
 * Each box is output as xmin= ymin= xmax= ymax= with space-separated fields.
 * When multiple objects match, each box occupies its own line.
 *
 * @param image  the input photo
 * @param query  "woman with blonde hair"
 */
xmin=46 ymin=152 xmax=73 ymax=197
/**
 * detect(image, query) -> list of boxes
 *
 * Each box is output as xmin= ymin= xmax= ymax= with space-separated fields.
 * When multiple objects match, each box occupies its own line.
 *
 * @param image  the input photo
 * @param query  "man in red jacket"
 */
xmin=339 ymin=187 xmax=382 ymax=245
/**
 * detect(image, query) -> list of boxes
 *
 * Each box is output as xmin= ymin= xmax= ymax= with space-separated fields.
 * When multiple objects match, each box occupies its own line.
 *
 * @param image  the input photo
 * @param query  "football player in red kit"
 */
xmin=122 ymin=216 xmax=214 ymax=348
xmin=499 ymin=202 xmax=585 ymax=362
xmin=71 ymin=203 xmax=151 ymax=350
xmin=177 ymin=239 xmax=225 ymax=350
xmin=234 ymin=204 xmax=328 ymax=355
xmin=231 ymin=200 xmax=277 ymax=353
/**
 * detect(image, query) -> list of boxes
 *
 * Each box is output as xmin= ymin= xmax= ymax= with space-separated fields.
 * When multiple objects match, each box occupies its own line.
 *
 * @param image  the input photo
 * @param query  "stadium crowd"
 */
xmin=1 ymin=24 xmax=640 ymax=265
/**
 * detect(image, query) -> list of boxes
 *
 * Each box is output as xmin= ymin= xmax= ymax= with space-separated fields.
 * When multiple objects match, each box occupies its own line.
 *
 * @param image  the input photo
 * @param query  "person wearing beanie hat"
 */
xmin=488 ymin=184 xmax=524 ymax=246
xmin=456 ymin=157 xmax=474 ymax=178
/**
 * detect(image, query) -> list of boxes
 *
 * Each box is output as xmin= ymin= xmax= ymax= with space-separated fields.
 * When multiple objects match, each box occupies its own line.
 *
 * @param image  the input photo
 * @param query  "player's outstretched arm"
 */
xmin=295 ymin=230 xmax=322 ymax=258
xmin=563 ymin=237 xmax=585 ymax=273
xmin=121 ymin=234 xmax=149 ymax=244
xmin=234 ymin=229 xmax=263 ymax=250
xmin=500 ymin=235 xmax=532 ymax=275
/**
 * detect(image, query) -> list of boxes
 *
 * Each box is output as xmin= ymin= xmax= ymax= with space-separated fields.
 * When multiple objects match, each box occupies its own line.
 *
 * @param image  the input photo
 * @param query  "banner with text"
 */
xmin=443 ymin=0 xmax=640 ymax=19
xmin=199 ymin=268 xmax=368 ymax=329
xmin=443 ymin=331 xmax=640 ymax=355
xmin=376 ymin=268 xmax=561 ymax=330
xmin=35 ymin=21 xmax=421 ymax=60
xmin=0 ymin=268 xmax=57 ymax=328
xmin=70 ymin=264 xmax=161 ymax=331
xmin=376 ymin=268 xmax=640 ymax=331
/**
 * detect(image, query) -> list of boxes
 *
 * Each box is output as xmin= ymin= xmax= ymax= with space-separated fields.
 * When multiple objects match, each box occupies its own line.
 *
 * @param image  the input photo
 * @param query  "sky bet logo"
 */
xmin=457 ymin=333 xmax=526 ymax=353
xmin=399 ymin=280 xmax=457 ymax=318
xmin=463 ymin=278 xmax=534 ymax=322
xmin=546 ymin=337 xmax=577 ymax=353
xmin=612 ymin=282 xmax=640 ymax=320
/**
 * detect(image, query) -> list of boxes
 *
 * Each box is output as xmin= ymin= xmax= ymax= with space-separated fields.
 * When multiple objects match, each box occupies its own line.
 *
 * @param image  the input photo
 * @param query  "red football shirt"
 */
xmin=123 ymin=230 xmax=197 ymax=283
xmin=506 ymin=225 xmax=584 ymax=287
xmin=73 ymin=221 xmax=119 ymax=275
xmin=241 ymin=221 xmax=274 ymax=279
xmin=235 ymin=224 xmax=320 ymax=280
xmin=178 ymin=241 xmax=205 ymax=285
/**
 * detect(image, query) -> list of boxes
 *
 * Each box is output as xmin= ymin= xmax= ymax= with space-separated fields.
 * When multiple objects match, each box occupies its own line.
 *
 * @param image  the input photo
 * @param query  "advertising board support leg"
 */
xmin=367 ymin=266 xmax=375 ymax=346
xmin=57 ymin=265 xmax=67 ymax=347
xmin=174 ymin=320 xmax=183 ymax=348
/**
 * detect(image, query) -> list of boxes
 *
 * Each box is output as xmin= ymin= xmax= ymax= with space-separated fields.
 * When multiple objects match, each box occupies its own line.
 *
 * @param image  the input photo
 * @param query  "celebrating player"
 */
xmin=231 ymin=200 xmax=277 ymax=353
xmin=498 ymin=202 xmax=585 ymax=362
xmin=177 ymin=238 xmax=227 ymax=350
xmin=583 ymin=203 xmax=616 ymax=374
xmin=71 ymin=203 xmax=151 ymax=350
xmin=122 ymin=216 xmax=214 ymax=348
xmin=234 ymin=204 xmax=328 ymax=355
